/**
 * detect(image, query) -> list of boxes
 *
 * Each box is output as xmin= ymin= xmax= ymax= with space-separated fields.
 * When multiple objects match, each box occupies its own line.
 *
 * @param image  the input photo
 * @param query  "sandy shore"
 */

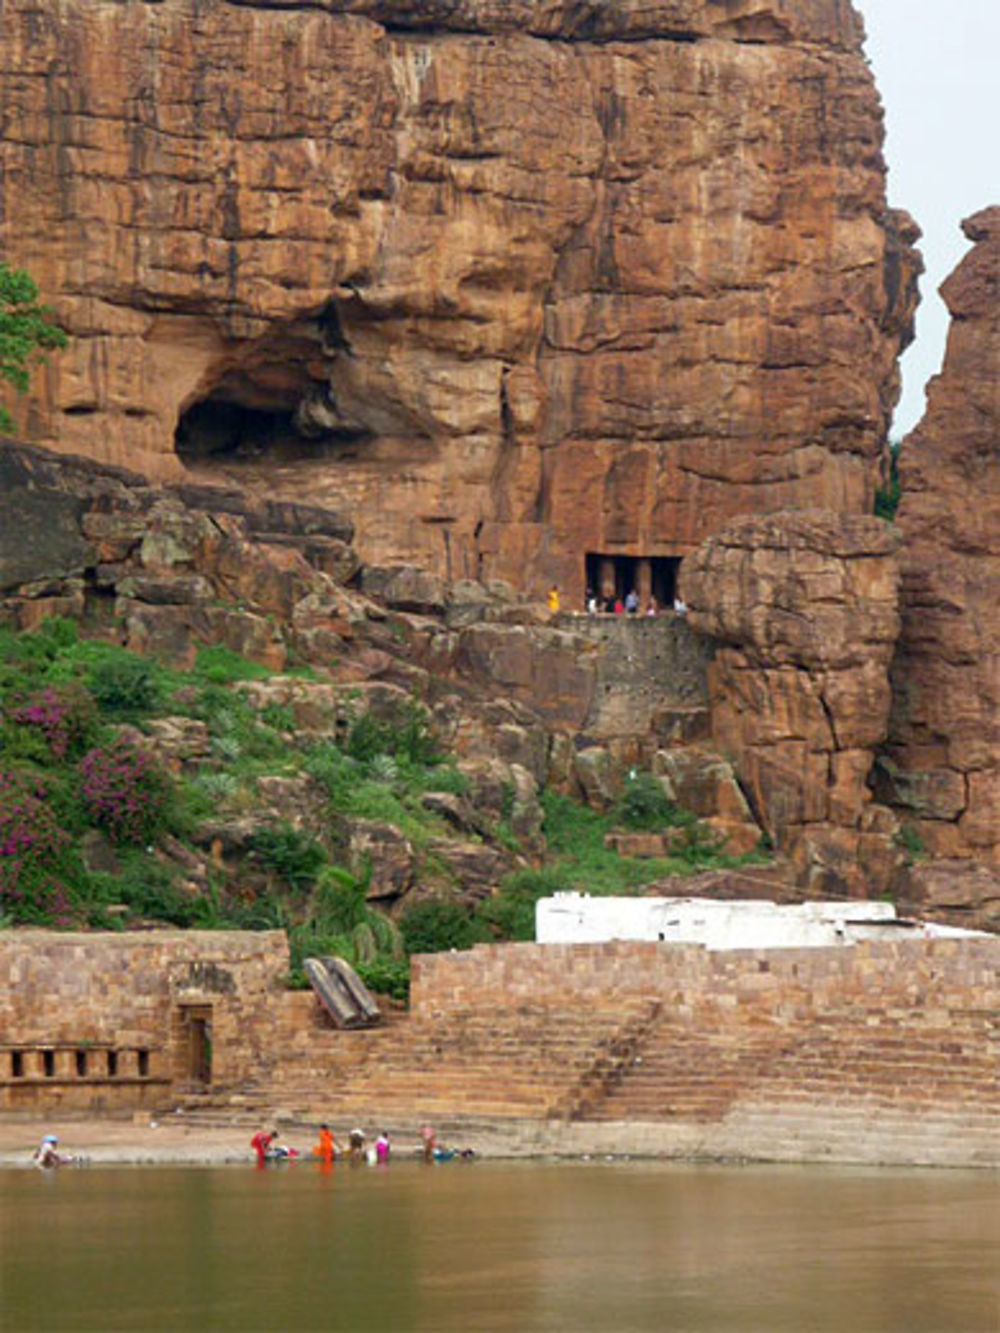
xmin=0 ymin=1116 xmax=428 ymax=1167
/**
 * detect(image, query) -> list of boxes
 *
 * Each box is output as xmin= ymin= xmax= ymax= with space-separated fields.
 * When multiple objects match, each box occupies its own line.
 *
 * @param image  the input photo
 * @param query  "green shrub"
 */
xmin=399 ymin=898 xmax=487 ymax=953
xmin=617 ymin=772 xmax=685 ymax=830
xmin=0 ymin=261 xmax=68 ymax=435
xmin=541 ymin=790 xmax=612 ymax=855
xmin=98 ymin=859 xmax=201 ymax=927
xmin=304 ymin=744 xmax=441 ymax=841
xmin=421 ymin=764 xmax=470 ymax=797
xmin=260 ymin=702 xmax=295 ymax=732
xmin=312 ymin=865 xmax=368 ymax=934
xmin=249 ymin=820 xmax=326 ymax=891
xmin=875 ymin=440 xmax=902 ymax=522
xmin=369 ymin=753 xmax=400 ymax=784
xmin=5 ymin=682 xmax=98 ymax=760
xmin=195 ymin=689 xmax=292 ymax=767
xmin=303 ymin=743 xmax=357 ymax=798
xmin=345 ymin=701 xmax=439 ymax=766
xmin=894 ymin=823 xmax=926 ymax=863
xmin=6 ymin=616 xmax=78 ymax=661
xmin=355 ymin=956 xmax=410 ymax=1003
xmin=88 ymin=654 xmax=163 ymax=716
xmin=212 ymin=734 xmax=243 ymax=765
xmin=194 ymin=645 xmax=273 ymax=685
xmin=194 ymin=771 xmax=241 ymax=806
xmin=84 ymin=857 xmax=268 ymax=930
xmin=668 ymin=819 xmax=727 ymax=866
xmin=352 ymin=920 xmax=377 ymax=963
xmin=477 ymin=866 xmax=569 ymax=942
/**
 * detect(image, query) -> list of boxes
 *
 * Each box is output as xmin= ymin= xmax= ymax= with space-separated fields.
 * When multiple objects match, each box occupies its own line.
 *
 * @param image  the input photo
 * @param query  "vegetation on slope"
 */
xmin=0 ymin=619 xmax=768 ymax=1001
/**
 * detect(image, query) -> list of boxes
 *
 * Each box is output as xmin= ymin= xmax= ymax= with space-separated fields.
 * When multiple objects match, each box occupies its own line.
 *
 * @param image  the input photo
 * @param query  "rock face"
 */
xmin=682 ymin=510 xmax=902 ymax=895
xmin=881 ymin=208 xmax=1000 ymax=864
xmin=0 ymin=0 xmax=917 ymax=601
xmin=0 ymin=442 xmax=356 ymax=670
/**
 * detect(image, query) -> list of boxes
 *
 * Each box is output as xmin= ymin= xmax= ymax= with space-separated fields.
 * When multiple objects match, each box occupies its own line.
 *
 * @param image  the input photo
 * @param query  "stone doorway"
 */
xmin=177 ymin=1005 xmax=213 ymax=1088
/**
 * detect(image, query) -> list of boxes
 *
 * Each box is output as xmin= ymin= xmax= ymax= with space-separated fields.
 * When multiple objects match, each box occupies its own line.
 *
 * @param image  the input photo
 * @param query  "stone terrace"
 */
xmin=216 ymin=938 xmax=1000 ymax=1167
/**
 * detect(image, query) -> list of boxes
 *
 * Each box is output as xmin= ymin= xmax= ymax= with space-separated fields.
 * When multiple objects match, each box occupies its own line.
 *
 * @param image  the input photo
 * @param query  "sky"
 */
xmin=861 ymin=0 xmax=1000 ymax=436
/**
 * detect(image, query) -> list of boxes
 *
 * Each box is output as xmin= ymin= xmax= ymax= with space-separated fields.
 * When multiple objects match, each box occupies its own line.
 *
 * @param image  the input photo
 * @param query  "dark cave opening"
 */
xmin=175 ymin=391 xmax=373 ymax=468
xmin=175 ymin=399 xmax=298 ymax=464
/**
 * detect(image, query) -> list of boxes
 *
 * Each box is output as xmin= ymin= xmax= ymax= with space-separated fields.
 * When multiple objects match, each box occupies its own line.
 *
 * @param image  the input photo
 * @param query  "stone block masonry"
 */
xmin=0 ymin=931 xmax=289 ymax=1112
xmin=4 ymin=930 xmax=998 ymax=1167
xmin=400 ymin=937 xmax=1000 ymax=1167
xmin=413 ymin=937 xmax=1000 ymax=1021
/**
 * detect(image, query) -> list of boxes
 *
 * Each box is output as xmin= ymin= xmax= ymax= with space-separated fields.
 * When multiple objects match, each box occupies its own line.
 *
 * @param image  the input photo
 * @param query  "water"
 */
xmin=1 ymin=1161 xmax=997 ymax=1332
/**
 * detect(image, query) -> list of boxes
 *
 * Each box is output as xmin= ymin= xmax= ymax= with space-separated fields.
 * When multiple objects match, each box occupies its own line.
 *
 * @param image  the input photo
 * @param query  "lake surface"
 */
xmin=1 ymin=1160 xmax=998 ymax=1331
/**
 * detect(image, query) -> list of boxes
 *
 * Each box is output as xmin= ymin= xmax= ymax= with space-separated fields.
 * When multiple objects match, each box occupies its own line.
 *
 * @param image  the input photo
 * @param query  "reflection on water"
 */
xmin=1 ymin=1161 xmax=998 ymax=1332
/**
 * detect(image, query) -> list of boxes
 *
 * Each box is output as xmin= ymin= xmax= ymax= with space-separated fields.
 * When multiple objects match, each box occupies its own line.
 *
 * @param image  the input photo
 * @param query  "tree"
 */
xmin=0 ymin=262 xmax=67 ymax=435
xmin=874 ymin=438 xmax=902 ymax=522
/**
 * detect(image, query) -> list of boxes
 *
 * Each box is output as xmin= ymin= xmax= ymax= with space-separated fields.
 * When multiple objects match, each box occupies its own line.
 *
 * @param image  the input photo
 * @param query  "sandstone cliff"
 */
xmin=881 ymin=208 xmax=1000 ymax=866
xmin=0 ymin=0 xmax=918 ymax=600
xmin=682 ymin=509 xmax=902 ymax=895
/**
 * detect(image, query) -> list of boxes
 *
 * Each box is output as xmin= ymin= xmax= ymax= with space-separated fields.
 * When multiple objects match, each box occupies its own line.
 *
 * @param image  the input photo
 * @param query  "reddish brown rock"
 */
xmin=0 ymin=441 xmax=359 ymax=672
xmin=883 ymin=208 xmax=1000 ymax=866
xmin=0 ymin=0 xmax=917 ymax=603
xmin=682 ymin=510 xmax=902 ymax=894
xmin=424 ymin=839 xmax=514 ymax=900
xmin=345 ymin=820 xmax=416 ymax=901
xmin=651 ymin=747 xmax=764 ymax=854
xmin=898 ymin=859 xmax=1000 ymax=934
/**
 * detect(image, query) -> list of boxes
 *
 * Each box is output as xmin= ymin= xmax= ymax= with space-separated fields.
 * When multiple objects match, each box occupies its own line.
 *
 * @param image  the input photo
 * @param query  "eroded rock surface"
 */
xmin=881 ymin=208 xmax=1000 ymax=864
xmin=682 ymin=510 xmax=902 ymax=894
xmin=900 ymin=859 xmax=1000 ymax=934
xmin=0 ymin=0 xmax=917 ymax=600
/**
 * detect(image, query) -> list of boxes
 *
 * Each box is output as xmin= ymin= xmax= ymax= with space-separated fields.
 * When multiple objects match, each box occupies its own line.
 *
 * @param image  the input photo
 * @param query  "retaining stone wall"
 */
xmin=569 ymin=614 xmax=712 ymax=739
xmin=412 ymin=937 xmax=1000 ymax=1021
xmin=0 ymin=931 xmax=289 ymax=1111
xmin=407 ymin=938 xmax=1000 ymax=1166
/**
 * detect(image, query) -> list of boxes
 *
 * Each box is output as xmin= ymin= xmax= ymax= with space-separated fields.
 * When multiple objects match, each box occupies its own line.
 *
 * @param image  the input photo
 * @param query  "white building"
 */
xmin=535 ymin=893 xmax=985 ymax=950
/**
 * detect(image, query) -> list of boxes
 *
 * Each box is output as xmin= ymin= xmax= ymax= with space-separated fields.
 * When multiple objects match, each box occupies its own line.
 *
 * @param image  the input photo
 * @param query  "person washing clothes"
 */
xmin=33 ymin=1133 xmax=72 ymax=1168
xmin=314 ymin=1124 xmax=337 ymax=1164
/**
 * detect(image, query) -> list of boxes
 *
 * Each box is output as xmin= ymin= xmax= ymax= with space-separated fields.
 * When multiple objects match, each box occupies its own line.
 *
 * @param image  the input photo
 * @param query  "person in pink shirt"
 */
xmin=375 ymin=1131 xmax=390 ymax=1164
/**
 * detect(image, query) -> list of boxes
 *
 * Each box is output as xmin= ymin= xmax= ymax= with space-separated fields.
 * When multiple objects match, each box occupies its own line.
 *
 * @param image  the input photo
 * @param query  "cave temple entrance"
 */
xmin=585 ymin=553 xmax=681 ymax=608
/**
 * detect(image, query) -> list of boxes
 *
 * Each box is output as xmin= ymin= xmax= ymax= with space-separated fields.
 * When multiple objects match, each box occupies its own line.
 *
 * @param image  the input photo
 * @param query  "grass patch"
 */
xmin=303 ymin=743 xmax=451 ymax=843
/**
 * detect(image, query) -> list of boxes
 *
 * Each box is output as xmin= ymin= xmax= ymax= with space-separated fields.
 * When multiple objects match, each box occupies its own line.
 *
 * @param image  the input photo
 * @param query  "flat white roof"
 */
xmin=535 ymin=894 xmax=986 ymax=950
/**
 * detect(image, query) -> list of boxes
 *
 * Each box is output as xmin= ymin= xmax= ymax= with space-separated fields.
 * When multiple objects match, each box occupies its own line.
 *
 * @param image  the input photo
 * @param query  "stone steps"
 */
xmin=590 ymin=1009 xmax=999 ymax=1123
xmin=223 ymin=1005 xmax=654 ymax=1123
xmin=174 ymin=1001 xmax=1000 ymax=1138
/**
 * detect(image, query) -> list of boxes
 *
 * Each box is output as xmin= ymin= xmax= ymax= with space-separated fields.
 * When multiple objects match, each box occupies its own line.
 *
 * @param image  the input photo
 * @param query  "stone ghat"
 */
xmin=238 ymin=938 xmax=999 ymax=1167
